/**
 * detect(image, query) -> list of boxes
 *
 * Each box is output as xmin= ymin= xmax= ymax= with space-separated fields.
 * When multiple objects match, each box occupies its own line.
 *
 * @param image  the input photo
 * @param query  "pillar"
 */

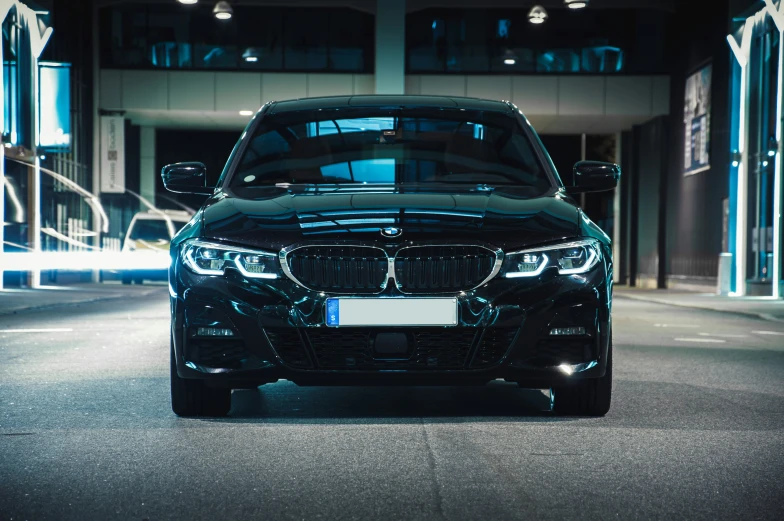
xmin=765 ymin=0 xmax=784 ymax=298
xmin=613 ymin=133 xmax=622 ymax=284
xmin=375 ymin=0 xmax=405 ymax=95
xmin=91 ymin=0 xmax=101 ymax=281
xmin=139 ymin=127 xmax=156 ymax=209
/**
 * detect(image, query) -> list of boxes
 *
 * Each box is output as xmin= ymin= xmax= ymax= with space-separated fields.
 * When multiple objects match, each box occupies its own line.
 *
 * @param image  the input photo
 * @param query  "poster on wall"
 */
xmin=100 ymin=116 xmax=125 ymax=193
xmin=684 ymin=63 xmax=712 ymax=176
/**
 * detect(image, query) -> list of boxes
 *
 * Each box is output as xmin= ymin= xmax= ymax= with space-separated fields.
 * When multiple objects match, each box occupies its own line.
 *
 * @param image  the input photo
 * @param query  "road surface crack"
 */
xmin=421 ymin=420 xmax=447 ymax=521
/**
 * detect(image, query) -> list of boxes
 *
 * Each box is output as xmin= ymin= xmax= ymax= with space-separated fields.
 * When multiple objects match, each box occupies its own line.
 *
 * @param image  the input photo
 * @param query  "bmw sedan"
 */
xmin=163 ymin=95 xmax=619 ymax=417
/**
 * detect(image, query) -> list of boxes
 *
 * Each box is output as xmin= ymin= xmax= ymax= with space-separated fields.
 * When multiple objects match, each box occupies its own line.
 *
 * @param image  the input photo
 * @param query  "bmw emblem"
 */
xmin=381 ymin=227 xmax=402 ymax=238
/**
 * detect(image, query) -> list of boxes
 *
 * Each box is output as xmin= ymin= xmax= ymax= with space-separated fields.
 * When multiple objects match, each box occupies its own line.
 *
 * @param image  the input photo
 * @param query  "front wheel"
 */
xmin=170 ymin=336 xmax=231 ymax=417
xmin=551 ymin=332 xmax=612 ymax=416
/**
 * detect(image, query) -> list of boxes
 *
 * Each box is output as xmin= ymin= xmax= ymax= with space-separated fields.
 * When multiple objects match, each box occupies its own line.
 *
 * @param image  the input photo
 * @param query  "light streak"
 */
xmin=0 ymin=251 xmax=171 ymax=271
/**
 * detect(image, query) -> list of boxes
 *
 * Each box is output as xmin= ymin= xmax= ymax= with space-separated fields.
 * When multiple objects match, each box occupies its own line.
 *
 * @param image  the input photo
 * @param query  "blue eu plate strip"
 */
xmin=326 ymin=299 xmax=340 ymax=326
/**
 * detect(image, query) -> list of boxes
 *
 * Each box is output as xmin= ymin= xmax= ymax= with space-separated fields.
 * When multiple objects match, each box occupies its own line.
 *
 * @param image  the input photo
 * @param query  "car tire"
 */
xmin=121 ymin=274 xmax=132 ymax=285
xmin=170 ymin=337 xmax=231 ymax=417
xmin=551 ymin=331 xmax=612 ymax=417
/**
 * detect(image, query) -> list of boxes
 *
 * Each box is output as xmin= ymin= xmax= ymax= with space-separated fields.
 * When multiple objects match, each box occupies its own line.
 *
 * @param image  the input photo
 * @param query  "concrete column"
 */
xmin=140 ymin=126 xmax=156 ymax=208
xmin=27 ymin=156 xmax=40 ymax=288
xmin=375 ymin=0 xmax=405 ymax=95
xmin=613 ymin=133 xmax=622 ymax=284
xmin=772 ymin=27 xmax=783 ymax=298
xmin=29 ymin=48 xmax=41 ymax=288
xmin=0 ymin=25 xmax=5 ymax=291
xmin=580 ymin=133 xmax=587 ymax=209
xmin=91 ymin=0 xmax=101 ymax=281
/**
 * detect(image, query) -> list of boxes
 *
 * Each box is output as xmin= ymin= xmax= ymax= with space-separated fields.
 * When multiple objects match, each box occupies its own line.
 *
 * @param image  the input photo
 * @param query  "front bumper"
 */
xmin=170 ymin=260 xmax=612 ymax=387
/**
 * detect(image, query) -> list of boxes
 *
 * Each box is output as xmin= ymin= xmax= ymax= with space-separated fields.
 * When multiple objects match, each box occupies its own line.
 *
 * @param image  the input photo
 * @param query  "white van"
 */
xmin=121 ymin=210 xmax=192 ymax=284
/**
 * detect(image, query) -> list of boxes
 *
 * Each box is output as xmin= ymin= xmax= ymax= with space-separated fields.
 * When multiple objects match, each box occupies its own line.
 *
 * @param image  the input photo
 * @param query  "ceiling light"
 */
xmin=178 ymin=0 xmax=199 ymax=5
xmin=242 ymin=47 xmax=262 ymax=63
xmin=213 ymin=1 xmax=233 ymax=20
xmin=565 ymin=0 xmax=588 ymax=8
xmin=502 ymin=49 xmax=517 ymax=65
xmin=239 ymin=110 xmax=253 ymax=116
xmin=528 ymin=5 xmax=548 ymax=24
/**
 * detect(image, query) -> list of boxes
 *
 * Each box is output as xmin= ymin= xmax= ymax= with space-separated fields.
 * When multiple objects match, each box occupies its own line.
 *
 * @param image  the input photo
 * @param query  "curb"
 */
xmin=0 ymin=287 xmax=164 ymax=316
xmin=615 ymin=292 xmax=784 ymax=323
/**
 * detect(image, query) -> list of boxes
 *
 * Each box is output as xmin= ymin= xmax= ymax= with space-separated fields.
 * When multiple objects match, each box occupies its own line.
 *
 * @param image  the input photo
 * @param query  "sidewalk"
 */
xmin=0 ymin=282 xmax=165 ymax=315
xmin=615 ymin=286 xmax=784 ymax=322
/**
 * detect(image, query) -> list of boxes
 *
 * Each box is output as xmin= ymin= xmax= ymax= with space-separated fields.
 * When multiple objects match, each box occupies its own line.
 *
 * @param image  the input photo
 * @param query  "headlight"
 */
xmin=181 ymin=240 xmax=278 ymax=279
xmin=502 ymin=238 xmax=601 ymax=278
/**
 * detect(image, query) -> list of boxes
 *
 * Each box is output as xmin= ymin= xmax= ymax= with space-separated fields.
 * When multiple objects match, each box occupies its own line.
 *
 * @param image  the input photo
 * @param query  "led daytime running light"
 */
xmin=181 ymin=240 xmax=278 ymax=278
xmin=504 ymin=239 xmax=601 ymax=277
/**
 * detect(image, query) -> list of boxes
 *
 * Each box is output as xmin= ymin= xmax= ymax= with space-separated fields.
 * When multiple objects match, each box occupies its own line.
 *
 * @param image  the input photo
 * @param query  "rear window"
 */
xmin=228 ymin=107 xmax=551 ymax=197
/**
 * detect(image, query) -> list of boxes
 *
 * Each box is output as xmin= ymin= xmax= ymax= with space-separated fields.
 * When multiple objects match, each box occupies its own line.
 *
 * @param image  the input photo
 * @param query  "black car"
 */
xmin=163 ymin=95 xmax=619 ymax=418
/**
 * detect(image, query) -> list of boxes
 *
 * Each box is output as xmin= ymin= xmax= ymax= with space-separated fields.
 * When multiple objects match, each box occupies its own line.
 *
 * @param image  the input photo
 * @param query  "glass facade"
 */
xmin=728 ymin=1 xmax=784 ymax=296
xmin=100 ymin=5 xmax=375 ymax=72
xmin=747 ymin=17 xmax=780 ymax=283
xmin=406 ymin=8 xmax=670 ymax=74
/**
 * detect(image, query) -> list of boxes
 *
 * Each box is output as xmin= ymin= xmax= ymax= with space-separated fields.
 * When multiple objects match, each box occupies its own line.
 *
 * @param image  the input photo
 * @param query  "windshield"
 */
xmin=228 ymin=107 xmax=552 ymax=196
xmin=129 ymin=219 xmax=172 ymax=242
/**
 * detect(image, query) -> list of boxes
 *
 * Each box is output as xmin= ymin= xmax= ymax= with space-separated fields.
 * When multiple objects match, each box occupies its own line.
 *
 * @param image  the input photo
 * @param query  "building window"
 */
xmin=100 ymin=5 xmax=374 ymax=73
xmin=406 ymin=8 xmax=669 ymax=74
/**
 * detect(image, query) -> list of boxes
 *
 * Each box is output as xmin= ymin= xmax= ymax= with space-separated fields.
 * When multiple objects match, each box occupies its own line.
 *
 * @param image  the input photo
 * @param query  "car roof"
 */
xmin=268 ymin=95 xmax=514 ymax=115
xmin=133 ymin=210 xmax=192 ymax=222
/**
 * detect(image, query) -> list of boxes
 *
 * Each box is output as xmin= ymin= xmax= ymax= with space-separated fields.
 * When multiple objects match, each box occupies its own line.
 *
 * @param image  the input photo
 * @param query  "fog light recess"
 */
xmin=196 ymin=327 xmax=235 ymax=337
xmin=549 ymin=327 xmax=586 ymax=336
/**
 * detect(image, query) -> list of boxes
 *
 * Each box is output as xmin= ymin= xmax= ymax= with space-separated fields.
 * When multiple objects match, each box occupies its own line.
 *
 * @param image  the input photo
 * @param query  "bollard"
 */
xmin=717 ymin=253 xmax=733 ymax=296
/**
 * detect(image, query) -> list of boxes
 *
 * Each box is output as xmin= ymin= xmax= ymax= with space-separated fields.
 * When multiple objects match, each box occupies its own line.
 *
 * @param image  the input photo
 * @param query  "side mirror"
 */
xmin=161 ymin=162 xmax=213 ymax=195
xmin=566 ymin=161 xmax=620 ymax=194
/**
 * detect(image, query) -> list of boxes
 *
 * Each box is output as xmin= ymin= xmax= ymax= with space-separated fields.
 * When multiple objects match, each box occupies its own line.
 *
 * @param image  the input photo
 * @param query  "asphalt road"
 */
xmin=1 ymin=287 xmax=783 ymax=521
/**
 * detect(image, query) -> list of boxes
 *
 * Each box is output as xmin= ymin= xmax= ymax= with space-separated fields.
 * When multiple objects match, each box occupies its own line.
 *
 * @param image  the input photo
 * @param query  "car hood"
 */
xmin=200 ymin=186 xmax=579 ymax=251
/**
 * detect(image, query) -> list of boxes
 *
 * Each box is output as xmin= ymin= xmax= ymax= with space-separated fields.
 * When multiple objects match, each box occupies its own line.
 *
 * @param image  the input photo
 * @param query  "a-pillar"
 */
xmin=140 ymin=127 xmax=156 ymax=209
xmin=375 ymin=0 xmax=405 ymax=95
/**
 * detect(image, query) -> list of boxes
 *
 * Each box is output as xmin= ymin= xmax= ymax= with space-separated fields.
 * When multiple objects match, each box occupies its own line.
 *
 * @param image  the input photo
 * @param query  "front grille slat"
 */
xmin=287 ymin=246 xmax=388 ymax=293
xmin=287 ymin=245 xmax=497 ymax=293
xmin=394 ymin=246 xmax=497 ymax=293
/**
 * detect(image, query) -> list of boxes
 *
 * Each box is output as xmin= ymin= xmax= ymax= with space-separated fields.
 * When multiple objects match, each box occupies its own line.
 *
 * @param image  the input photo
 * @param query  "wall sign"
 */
xmin=100 ymin=116 xmax=125 ymax=193
xmin=684 ymin=63 xmax=712 ymax=175
xmin=38 ymin=62 xmax=71 ymax=150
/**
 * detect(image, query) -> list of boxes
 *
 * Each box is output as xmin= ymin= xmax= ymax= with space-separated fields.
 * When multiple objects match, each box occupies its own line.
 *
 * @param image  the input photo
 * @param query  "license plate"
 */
xmin=325 ymin=298 xmax=458 ymax=327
